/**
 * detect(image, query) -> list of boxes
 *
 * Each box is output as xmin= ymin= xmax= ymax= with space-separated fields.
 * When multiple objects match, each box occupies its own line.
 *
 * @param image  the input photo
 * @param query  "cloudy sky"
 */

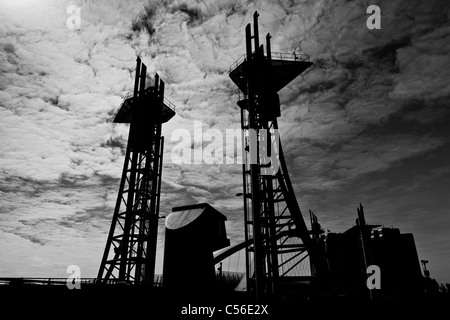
xmin=0 ymin=0 xmax=449 ymax=283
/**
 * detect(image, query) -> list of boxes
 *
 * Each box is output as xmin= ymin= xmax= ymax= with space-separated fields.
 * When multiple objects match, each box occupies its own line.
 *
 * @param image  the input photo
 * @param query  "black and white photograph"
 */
xmin=0 ymin=0 xmax=449 ymax=317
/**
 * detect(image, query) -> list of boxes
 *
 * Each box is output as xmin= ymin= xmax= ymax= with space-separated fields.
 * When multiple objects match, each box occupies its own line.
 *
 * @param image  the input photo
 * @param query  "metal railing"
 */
xmin=119 ymin=90 xmax=176 ymax=113
xmin=271 ymin=51 xmax=310 ymax=62
xmin=229 ymin=51 xmax=310 ymax=73
xmin=229 ymin=54 xmax=247 ymax=72
xmin=216 ymin=272 xmax=244 ymax=282
xmin=0 ymin=276 xmax=164 ymax=287
xmin=163 ymin=97 xmax=176 ymax=112
xmin=0 ymin=277 xmax=102 ymax=286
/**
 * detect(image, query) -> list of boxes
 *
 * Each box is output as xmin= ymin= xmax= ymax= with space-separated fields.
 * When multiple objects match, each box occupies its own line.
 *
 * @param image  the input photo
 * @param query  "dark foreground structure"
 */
xmin=0 ymin=281 xmax=448 ymax=319
xmin=163 ymin=203 xmax=230 ymax=294
xmin=318 ymin=204 xmax=424 ymax=299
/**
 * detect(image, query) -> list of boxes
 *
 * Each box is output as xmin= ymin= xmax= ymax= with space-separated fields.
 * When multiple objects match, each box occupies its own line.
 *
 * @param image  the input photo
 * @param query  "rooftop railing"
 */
xmin=229 ymin=51 xmax=310 ymax=73
xmin=119 ymin=88 xmax=176 ymax=113
xmin=163 ymin=97 xmax=176 ymax=112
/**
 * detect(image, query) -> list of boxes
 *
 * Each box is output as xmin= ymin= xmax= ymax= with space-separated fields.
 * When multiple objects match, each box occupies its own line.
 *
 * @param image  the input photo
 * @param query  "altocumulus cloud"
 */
xmin=0 ymin=0 xmax=449 ymax=282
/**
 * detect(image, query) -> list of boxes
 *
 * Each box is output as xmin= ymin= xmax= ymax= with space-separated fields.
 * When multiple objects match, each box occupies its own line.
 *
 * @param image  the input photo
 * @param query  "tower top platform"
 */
xmin=229 ymin=52 xmax=312 ymax=94
xmin=114 ymin=87 xmax=176 ymax=124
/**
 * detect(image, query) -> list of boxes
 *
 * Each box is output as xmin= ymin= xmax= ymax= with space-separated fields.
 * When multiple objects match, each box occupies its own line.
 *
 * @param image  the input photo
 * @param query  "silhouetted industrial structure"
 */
xmin=1 ymin=12 xmax=441 ymax=317
xmin=226 ymin=11 xmax=327 ymax=300
xmin=97 ymin=57 xmax=175 ymax=284
xmin=92 ymin=11 xmax=427 ymax=302
xmin=163 ymin=203 xmax=230 ymax=294
xmin=315 ymin=204 xmax=423 ymax=299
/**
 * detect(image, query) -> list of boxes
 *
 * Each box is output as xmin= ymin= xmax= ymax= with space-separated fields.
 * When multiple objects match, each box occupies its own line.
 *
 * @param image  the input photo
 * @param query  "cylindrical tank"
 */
xmin=163 ymin=203 xmax=230 ymax=296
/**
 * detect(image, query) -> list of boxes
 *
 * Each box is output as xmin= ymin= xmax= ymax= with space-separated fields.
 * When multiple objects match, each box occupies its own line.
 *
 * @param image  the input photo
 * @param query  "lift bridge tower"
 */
xmin=98 ymin=57 xmax=175 ymax=285
xmin=228 ymin=12 xmax=327 ymax=299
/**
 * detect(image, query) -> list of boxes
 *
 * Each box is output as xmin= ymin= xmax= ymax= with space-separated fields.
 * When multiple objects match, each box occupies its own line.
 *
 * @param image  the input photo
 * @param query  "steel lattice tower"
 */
xmin=98 ymin=57 xmax=175 ymax=285
xmin=229 ymin=12 xmax=327 ymax=299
